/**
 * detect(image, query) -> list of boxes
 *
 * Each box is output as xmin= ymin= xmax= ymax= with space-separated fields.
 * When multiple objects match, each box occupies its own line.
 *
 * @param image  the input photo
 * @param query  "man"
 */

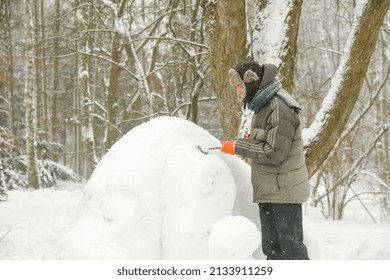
xmin=220 ymin=59 xmax=310 ymax=260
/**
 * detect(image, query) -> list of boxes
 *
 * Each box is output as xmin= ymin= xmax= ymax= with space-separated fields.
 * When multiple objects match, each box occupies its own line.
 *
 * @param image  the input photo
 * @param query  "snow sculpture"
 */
xmin=58 ymin=117 xmax=258 ymax=259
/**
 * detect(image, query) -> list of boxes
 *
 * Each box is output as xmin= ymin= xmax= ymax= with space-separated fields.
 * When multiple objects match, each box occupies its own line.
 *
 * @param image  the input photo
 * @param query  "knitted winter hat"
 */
xmin=228 ymin=59 xmax=264 ymax=103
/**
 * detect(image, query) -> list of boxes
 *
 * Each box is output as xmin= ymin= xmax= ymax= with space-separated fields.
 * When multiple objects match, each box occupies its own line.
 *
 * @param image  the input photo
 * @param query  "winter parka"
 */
xmin=235 ymin=66 xmax=310 ymax=204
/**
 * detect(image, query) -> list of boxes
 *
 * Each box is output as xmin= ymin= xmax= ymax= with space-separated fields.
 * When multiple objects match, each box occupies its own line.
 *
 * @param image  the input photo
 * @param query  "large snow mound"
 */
xmin=58 ymin=117 xmax=259 ymax=259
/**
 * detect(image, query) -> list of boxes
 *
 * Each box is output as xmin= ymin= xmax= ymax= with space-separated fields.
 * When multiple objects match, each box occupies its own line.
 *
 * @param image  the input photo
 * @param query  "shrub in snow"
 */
xmin=0 ymin=127 xmax=80 ymax=191
xmin=0 ymin=154 xmax=82 ymax=190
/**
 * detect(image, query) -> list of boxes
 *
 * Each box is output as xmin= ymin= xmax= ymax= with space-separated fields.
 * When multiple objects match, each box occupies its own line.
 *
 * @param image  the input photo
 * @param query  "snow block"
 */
xmin=208 ymin=215 xmax=261 ymax=260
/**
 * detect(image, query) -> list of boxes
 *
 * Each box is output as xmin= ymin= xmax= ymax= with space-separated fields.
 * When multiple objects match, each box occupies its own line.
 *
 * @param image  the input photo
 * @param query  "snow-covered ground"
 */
xmin=0 ymin=117 xmax=389 ymax=260
xmin=305 ymin=208 xmax=390 ymax=259
xmin=1 ymin=186 xmax=389 ymax=260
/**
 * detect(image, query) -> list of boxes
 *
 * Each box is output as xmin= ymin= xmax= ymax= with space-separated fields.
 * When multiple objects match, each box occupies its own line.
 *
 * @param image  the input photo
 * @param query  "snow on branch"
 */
xmin=358 ymin=171 xmax=390 ymax=190
xmin=77 ymin=50 xmax=138 ymax=79
xmin=302 ymin=1 xmax=370 ymax=147
xmin=130 ymin=36 xmax=209 ymax=50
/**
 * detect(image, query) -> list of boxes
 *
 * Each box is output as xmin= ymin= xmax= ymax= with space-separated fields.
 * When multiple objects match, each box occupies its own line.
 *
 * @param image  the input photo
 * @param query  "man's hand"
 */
xmin=221 ymin=141 xmax=236 ymax=155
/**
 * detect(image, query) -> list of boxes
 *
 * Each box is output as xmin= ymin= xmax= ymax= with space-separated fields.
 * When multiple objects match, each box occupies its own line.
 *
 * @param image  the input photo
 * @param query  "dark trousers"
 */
xmin=258 ymin=203 xmax=309 ymax=260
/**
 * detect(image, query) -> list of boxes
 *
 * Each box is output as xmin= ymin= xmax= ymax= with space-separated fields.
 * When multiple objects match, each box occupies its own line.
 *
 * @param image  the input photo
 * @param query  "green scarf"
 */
xmin=248 ymin=78 xmax=281 ymax=112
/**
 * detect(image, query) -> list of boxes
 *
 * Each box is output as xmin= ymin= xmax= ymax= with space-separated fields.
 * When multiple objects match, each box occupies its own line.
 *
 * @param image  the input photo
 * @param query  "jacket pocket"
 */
xmin=251 ymin=163 xmax=280 ymax=197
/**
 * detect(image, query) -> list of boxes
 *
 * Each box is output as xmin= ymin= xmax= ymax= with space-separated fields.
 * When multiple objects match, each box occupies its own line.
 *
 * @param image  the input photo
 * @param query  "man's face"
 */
xmin=236 ymin=85 xmax=246 ymax=102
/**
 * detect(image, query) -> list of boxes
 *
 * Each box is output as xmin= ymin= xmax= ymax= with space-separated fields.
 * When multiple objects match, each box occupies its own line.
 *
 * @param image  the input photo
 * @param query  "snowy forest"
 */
xmin=0 ymin=0 xmax=390 ymax=224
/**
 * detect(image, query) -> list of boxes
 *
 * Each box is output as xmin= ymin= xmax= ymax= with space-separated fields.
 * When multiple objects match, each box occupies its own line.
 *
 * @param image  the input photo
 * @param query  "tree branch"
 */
xmin=304 ymin=0 xmax=390 ymax=177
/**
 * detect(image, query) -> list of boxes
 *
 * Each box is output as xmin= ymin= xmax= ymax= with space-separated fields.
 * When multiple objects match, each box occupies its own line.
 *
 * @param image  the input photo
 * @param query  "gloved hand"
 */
xmin=221 ymin=141 xmax=236 ymax=155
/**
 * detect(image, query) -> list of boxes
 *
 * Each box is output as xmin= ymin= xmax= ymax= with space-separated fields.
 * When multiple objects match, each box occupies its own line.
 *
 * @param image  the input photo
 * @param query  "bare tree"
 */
xmin=304 ymin=0 xmax=390 ymax=177
xmin=0 ymin=0 xmax=17 ymax=141
xmin=105 ymin=0 xmax=128 ymax=150
xmin=293 ymin=1 xmax=390 ymax=219
xmin=24 ymin=0 xmax=40 ymax=189
xmin=78 ymin=0 xmax=98 ymax=177
xmin=51 ymin=0 xmax=60 ymax=158
xmin=40 ymin=0 xmax=48 ymax=136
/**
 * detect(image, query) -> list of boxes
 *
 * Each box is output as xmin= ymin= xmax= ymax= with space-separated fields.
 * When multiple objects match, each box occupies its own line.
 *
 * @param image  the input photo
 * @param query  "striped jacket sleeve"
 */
xmin=235 ymin=98 xmax=296 ymax=166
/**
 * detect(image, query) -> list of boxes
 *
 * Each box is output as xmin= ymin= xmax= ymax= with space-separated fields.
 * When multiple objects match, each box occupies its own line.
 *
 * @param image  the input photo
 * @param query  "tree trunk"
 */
xmin=201 ymin=0 xmax=247 ymax=139
xmin=106 ymin=31 xmax=123 ymax=150
xmin=79 ymin=1 xmax=98 ymax=177
xmin=24 ymin=0 xmax=40 ymax=189
xmin=40 ymin=0 xmax=49 ymax=135
xmin=253 ymin=0 xmax=303 ymax=93
xmin=33 ymin=0 xmax=42 ymax=129
xmin=51 ymin=0 xmax=60 ymax=161
xmin=74 ymin=52 xmax=82 ymax=176
xmin=105 ymin=0 xmax=129 ymax=150
xmin=0 ymin=0 xmax=5 ymax=23
xmin=304 ymin=0 xmax=390 ymax=177
xmin=79 ymin=49 xmax=98 ymax=177
xmin=1 ymin=0 xmax=15 ymax=137
xmin=278 ymin=0 xmax=302 ymax=93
